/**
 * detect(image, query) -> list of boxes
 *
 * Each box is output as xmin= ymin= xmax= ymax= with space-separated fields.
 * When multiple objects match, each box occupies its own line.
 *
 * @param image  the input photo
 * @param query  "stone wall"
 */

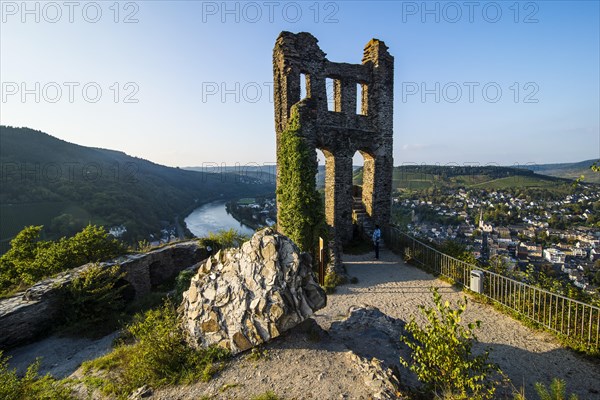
xmin=273 ymin=31 xmax=394 ymax=267
xmin=0 ymin=241 xmax=207 ymax=349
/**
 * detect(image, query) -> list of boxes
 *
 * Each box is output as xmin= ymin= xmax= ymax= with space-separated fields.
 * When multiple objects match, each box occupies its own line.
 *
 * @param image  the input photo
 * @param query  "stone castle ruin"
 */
xmin=273 ymin=31 xmax=394 ymax=256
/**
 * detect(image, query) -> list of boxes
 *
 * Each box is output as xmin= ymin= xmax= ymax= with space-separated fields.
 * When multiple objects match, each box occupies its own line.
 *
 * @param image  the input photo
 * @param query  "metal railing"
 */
xmin=383 ymin=226 xmax=600 ymax=351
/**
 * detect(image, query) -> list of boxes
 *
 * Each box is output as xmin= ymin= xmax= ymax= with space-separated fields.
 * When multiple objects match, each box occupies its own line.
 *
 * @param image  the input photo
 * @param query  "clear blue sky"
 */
xmin=1 ymin=0 xmax=599 ymax=167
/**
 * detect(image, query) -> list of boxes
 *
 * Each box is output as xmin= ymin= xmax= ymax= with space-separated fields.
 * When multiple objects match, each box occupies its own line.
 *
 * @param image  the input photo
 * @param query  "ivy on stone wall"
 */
xmin=276 ymin=107 xmax=325 ymax=255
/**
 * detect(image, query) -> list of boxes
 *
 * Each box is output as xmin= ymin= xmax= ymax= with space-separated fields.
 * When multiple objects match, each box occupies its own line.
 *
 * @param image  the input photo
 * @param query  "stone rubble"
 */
xmin=347 ymin=352 xmax=403 ymax=400
xmin=180 ymin=228 xmax=327 ymax=354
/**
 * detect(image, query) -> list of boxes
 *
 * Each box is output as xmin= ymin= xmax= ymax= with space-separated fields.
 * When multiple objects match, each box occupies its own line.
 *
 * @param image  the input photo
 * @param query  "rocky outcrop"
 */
xmin=331 ymin=306 xmax=413 ymax=396
xmin=180 ymin=228 xmax=326 ymax=354
xmin=0 ymin=241 xmax=207 ymax=349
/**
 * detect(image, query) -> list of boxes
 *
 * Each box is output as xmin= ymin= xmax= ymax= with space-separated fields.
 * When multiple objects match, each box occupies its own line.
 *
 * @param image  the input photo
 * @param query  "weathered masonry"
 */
xmin=0 ymin=241 xmax=207 ymax=349
xmin=273 ymin=31 xmax=394 ymax=252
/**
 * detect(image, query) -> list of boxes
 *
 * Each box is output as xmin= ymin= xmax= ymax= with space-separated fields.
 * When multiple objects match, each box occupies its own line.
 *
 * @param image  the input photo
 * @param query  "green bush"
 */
xmin=0 ymin=224 xmax=126 ymax=296
xmin=533 ymin=379 xmax=578 ymax=400
xmin=0 ymin=352 xmax=73 ymax=400
xmin=400 ymin=288 xmax=499 ymax=399
xmin=323 ymin=270 xmax=346 ymax=294
xmin=60 ymin=264 xmax=126 ymax=334
xmin=174 ymin=269 xmax=196 ymax=304
xmin=81 ymin=300 xmax=230 ymax=397
xmin=199 ymin=229 xmax=249 ymax=251
xmin=438 ymin=241 xmax=478 ymax=265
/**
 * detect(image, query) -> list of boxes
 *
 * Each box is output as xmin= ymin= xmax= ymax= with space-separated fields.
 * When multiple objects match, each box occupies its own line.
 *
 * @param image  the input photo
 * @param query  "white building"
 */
xmin=109 ymin=225 xmax=127 ymax=238
xmin=570 ymin=247 xmax=587 ymax=258
xmin=543 ymin=248 xmax=566 ymax=264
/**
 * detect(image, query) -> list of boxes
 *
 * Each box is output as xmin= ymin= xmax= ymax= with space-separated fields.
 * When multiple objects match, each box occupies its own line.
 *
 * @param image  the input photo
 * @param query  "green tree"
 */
xmin=440 ymin=240 xmax=477 ymax=265
xmin=0 ymin=224 xmax=126 ymax=296
xmin=0 ymin=226 xmax=47 ymax=288
xmin=592 ymin=270 xmax=600 ymax=287
xmin=66 ymin=224 xmax=125 ymax=265
xmin=489 ymin=255 xmax=510 ymax=275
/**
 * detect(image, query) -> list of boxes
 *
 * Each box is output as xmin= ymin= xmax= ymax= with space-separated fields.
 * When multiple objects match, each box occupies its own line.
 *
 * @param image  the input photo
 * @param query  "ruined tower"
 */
xmin=273 ymin=31 xmax=394 ymax=258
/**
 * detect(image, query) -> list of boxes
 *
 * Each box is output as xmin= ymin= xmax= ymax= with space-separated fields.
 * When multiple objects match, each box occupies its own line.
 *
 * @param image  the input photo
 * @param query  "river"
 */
xmin=184 ymin=201 xmax=255 ymax=238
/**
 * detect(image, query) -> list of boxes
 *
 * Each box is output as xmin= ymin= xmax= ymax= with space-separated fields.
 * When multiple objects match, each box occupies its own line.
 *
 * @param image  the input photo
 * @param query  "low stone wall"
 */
xmin=0 ymin=241 xmax=207 ymax=350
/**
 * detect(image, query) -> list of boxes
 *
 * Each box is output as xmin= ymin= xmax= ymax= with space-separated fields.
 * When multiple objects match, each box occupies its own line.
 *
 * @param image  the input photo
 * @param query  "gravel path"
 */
xmin=314 ymin=248 xmax=600 ymax=399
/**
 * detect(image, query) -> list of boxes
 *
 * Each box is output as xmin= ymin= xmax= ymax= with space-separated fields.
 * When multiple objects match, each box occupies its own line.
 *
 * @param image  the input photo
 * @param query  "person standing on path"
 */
xmin=372 ymin=225 xmax=381 ymax=259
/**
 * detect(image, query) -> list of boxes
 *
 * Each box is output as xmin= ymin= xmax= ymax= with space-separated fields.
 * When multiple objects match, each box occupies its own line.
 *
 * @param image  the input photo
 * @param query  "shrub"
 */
xmin=81 ymin=300 xmax=230 ymax=397
xmin=60 ymin=264 xmax=126 ymax=334
xmin=174 ymin=269 xmax=196 ymax=304
xmin=0 ymin=352 xmax=73 ymax=400
xmin=400 ymin=287 xmax=499 ymax=399
xmin=0 ymin=224 xmax=126 ymax=296
xmin=533 ymin=379 xmax=578 ymax=400
xmin=200 ymin=229 xmax=249 ymax=250
xmin=64 ymin=224 xmax=125 ymax=265
xmin=323 ymin=270 xmax=346 ymax=294
xmin=513 ymin=378 xmax=579 ymax=400
xmin=0 ymin=226 xmax=46 ymax=291
xmin=439 ymin=241 xmax=477 ymax=265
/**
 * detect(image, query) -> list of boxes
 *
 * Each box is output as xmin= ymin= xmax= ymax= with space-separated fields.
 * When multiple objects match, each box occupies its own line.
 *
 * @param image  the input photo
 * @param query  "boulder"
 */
xmin=179 ymin=228 xmax=326 ymax=354
xmin=330 ymin=306 xmax=408 ymax=369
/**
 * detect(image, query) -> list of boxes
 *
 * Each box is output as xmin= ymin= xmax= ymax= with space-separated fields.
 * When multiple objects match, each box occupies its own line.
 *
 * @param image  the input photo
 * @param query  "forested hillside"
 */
xmin=521 ymin=159 xmax=600 ymax=183
xmin=0 ymin=126 xmax=274 ymax=250
xmin=353 ymin=164 xmax=577 ymax=191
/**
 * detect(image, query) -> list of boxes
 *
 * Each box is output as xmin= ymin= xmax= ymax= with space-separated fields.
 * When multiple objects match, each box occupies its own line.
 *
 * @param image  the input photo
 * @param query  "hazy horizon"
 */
xmin=2 ymin=124 xmax=598 ymax=169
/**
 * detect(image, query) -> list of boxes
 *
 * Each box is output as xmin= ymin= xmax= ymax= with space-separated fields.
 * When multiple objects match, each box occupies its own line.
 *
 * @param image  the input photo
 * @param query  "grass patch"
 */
xmin=81 ymin=300 xmax=231 ymax=398
xmin=220 ymin=383 xmax=241 ymax=392
xmin=246 ymin=346 xmax=269 ymax=362
xmin=198 ymin=228 xmax=250 ymax=251
xmin=0 ymin=352 xmax=74 ymax=399
xmin=251 ymin=391 xmax=282 ymax=400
